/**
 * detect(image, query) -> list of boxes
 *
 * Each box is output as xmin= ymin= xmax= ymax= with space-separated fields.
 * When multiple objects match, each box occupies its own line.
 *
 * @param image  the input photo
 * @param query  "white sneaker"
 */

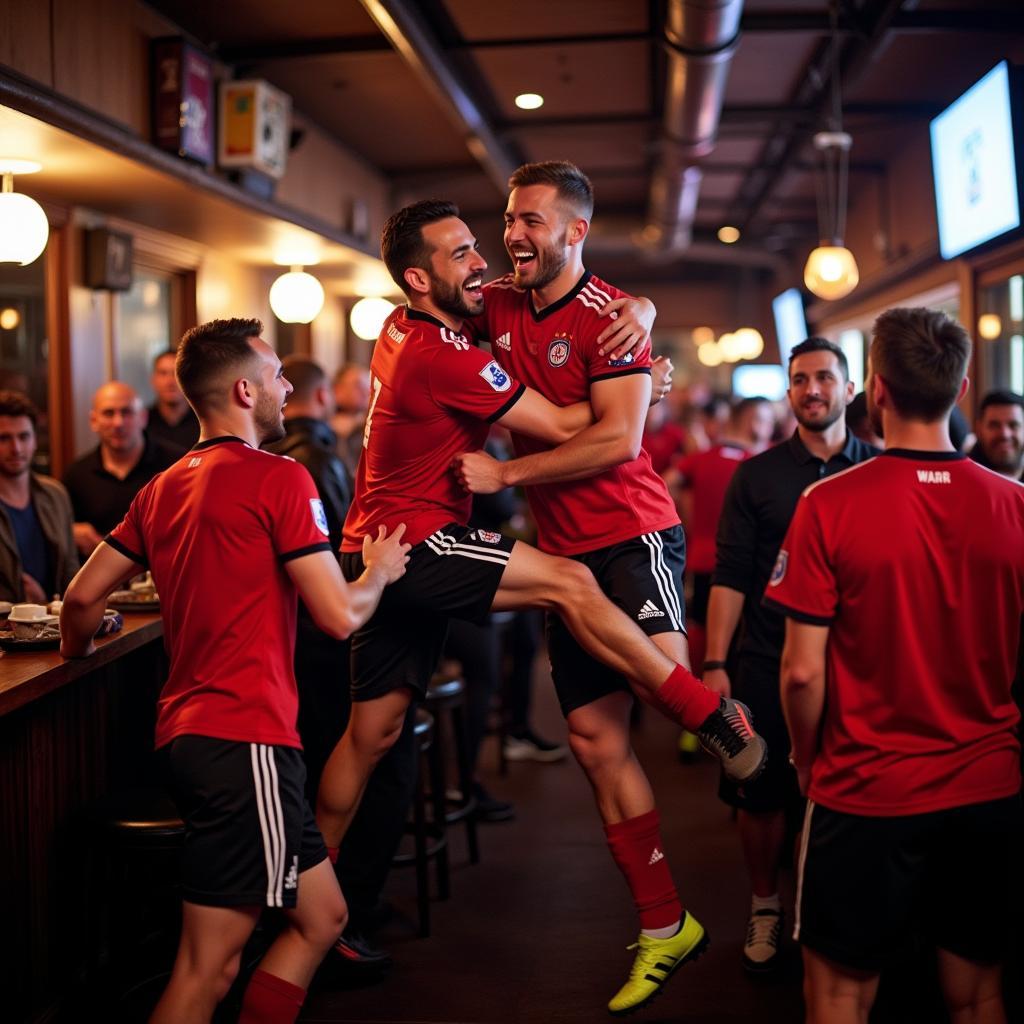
xmin=742 ymin=907 xmax=783 ymax=973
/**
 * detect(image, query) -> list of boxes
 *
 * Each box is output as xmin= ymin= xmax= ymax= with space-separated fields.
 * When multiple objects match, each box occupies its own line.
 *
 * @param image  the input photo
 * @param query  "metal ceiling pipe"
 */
xmin=645 ymin=0 xmax=744 ymax=251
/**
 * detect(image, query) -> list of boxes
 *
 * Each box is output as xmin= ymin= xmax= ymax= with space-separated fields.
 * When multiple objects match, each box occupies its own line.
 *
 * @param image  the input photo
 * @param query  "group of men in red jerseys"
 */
xmin=58 ymin=158 xmax=1022 ymax=1024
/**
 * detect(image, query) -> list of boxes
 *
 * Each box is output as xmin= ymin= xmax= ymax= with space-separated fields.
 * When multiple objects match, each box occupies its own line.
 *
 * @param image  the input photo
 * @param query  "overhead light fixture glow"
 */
xmin=515 ymin=93 xmax=544 ymax=111
xmin=718 ymin=332 xmax=745 ymax=362
xmin=0 ymin=307 xmax=20 ymax=330
xmin=0 ymin=160 xmax=49 ymax=267
xmin=717 ymin=226 xmax=740 ymax=244
xmin=804 ymin=245 xmax=859 ymax=301
xmin=978 ymin=313 xmax=1002 ymax=340
xmin=692 ymin=326 xmax=715 ymax=345
xmin=350 ymin=296 xmax=396 ymax=341
xmin=269 ymin=267 xmax=325 ymax=324
xmin=733 ymin=327 xmax=765 ymax=360
xmin=697 ymin=341 xmax=723 ymax=367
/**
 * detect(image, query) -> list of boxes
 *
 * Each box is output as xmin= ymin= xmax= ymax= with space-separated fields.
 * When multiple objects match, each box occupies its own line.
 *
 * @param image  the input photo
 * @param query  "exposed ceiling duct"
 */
xmin=644 ymin=0 xmax=744 ymax=252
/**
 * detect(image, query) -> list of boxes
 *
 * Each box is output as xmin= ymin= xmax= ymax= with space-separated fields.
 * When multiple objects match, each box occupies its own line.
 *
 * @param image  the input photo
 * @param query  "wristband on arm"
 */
xmin=702 ymin=660 xmax=727 ymax=672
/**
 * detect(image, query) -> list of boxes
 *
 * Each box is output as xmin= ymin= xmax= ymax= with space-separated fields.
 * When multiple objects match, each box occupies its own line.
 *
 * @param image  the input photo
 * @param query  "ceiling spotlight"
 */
xmin=733 ymin=327 xmax=765 ymax=360
xmin=697 ymin=341 xmax=723 ymax=367
xmin=717 ymin=226 xmax=740 ymax=244
xmin=692 ymin=326 xmax=715 ymax=345
xmin=515 ymin=93 xmax=544 ymax=111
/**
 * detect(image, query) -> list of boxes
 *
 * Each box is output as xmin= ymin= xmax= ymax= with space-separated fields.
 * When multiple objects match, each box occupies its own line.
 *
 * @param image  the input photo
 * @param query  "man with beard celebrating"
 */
xmin=316 ymin=200 xmax=765 ymax=1015
xmin=59 ymin=319 xmax=410 ymax=1024
xmin=700 ymin=337 xmax=877 ymax=974
xmin=970 ymin=389 xmax=1024 ymax=481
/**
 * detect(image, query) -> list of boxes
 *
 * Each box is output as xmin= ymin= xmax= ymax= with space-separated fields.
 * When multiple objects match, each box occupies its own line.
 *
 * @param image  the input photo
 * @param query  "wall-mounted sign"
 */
xmin=152 ymin=38 xmax=215 ymax=165
xmin=219 ymin=80 xmax=291 ymax=180
xmin=85 ymin=229 xmax=134 ymax=291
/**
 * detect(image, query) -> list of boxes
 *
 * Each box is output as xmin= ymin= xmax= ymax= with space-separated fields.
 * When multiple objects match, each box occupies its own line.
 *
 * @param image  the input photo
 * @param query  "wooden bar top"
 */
xmin=0 ymin=612 xmax=163 ymax=718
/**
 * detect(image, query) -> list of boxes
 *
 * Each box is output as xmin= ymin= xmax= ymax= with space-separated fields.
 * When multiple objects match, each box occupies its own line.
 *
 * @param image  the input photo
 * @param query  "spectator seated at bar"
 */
xmin=970 ymin=389 xmax=1024 ymax=481
xmin=0 ymin=391 xmax=78 ymax=603
xmin=147 ymin=349 xmax=199 ymax=453
xmin=63 ymin=382 xmax=179 ymax=557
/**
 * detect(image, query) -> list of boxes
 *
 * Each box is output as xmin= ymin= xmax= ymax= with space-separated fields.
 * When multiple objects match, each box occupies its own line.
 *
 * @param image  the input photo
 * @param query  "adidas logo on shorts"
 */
xmin=638 ymin=600 xmax=665 ymax=621
xmin=284 ymin=856 xmax=298 ymax=891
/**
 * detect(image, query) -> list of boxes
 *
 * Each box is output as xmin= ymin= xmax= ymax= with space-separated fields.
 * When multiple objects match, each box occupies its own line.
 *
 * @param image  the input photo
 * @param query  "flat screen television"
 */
xmin=732 ymin=364 xmax=788 ymax=402
xmin=772 ymin=287 xmax=808 ymax=366
xmin=931 ymin=61 xmax=1021 ymax=260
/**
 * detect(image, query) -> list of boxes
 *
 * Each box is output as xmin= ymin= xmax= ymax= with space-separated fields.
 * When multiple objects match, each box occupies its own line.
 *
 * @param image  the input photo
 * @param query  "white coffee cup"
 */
xmin=9 ymin=604 xmax=60 ymax=639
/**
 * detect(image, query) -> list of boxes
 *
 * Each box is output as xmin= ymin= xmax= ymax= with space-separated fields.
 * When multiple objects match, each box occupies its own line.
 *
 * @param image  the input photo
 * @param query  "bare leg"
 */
xmin=316 ymin=688 xmax=412 ymax=848
xmin=802 ymin=946 xmax=880 ymax=1024
xmin=937 ymin=948 xmax=1006 ymax=1024
xmin=739 ymin=809 xmax=787 ymax=898
xmin=567 ymin=691 xmax=654 ymax=825
xmin=150 ymin=902 xmax=260 ymax=1024
xmin=257 ymin=858 xmax=349 ymax=989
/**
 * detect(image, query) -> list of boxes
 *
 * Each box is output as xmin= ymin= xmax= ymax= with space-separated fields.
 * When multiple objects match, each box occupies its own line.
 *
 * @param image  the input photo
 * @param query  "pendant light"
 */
xmin=0 ymin=160 xmax=49 ymax=267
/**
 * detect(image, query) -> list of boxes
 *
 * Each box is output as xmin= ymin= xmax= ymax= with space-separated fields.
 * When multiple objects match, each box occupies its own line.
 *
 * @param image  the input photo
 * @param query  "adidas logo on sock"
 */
xmin=648 ymin=847 xmax=665 ymax=865
xmin=638 ymin=599 xmax=664 ymax=620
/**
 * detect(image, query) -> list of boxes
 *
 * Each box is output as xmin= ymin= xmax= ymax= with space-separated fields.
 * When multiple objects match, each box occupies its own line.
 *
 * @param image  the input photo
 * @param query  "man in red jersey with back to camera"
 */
xmin=59 ymin=318 xmax=410 ymax=1024
xmin=314 ymin=198 xmax=766 ymax=1017
xmin=765 ymin=307 xmax=1023 ymax=1024
xmin=451 ymin=161 xmax=761 ymax=1015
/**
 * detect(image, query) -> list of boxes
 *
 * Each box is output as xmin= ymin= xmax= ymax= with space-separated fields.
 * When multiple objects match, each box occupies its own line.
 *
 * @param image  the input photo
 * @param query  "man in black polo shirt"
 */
xmin=63 ymin=381 xmax=180 ymax=556
xmin=704 ymin=337 xmax=877 ymax=973
xmin=147 ymin=349 xmax=200 ymax=452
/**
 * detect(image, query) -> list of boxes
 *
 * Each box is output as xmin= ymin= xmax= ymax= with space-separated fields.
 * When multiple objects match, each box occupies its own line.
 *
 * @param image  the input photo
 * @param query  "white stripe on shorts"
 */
xmin=251 ymin=744 xmax=285 ymax=908
xmin=641 ymin=532 xmax=683 ymax=630
xmin=424 ymin=530 xmax=512 ymax=566
xmin=793 ymin=799 xmax=816 ymax=941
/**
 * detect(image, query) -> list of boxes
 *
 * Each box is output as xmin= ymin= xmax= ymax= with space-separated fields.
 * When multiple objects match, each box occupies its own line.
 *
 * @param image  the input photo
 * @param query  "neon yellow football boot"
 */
xmin=607 ymin=911 xmax=709 ymax=1016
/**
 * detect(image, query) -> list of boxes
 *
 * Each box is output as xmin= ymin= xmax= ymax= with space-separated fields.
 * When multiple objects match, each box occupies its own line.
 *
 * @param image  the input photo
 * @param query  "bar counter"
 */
xmin=0 ymin=612 xmax=168 ymax=1023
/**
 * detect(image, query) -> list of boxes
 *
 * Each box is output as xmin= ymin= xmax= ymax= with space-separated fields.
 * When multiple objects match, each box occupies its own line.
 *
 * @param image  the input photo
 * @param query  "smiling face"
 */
xmin=976 ymin=402 xmax=1024 ymax=472
xmin=503 ymin=184 xmax=577 ymax=291
xmin=90 ymin=382 xmax=147 ymax=455
xmin=788 ymin=350 xmax=852 ymax=433
xmin=418 ymin=216 xmax=487 ymax=320
xmin=248 ymin=337 xmax=293 ymax=444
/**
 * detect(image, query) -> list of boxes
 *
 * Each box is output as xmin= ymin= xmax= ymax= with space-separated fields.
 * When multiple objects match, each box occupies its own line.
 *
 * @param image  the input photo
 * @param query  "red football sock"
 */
xmin=655 ymin=664 xmax=720 ymax=731
xmin=238 ymin=969 xmax=306 ymax=1024
xmin=605 ymin=809 xmax=683 ymax=930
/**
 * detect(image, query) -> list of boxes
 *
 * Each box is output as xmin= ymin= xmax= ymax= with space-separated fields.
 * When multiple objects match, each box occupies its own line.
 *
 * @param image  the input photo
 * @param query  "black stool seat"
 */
xmin=425 ymin=676 xmax=464 ymax=708
xmin=93 ymin=788 xmax=185 ymax=841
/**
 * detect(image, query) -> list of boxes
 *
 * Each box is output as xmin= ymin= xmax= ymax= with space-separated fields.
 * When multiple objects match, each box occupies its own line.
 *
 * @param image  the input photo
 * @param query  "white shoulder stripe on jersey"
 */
xmin=576 ymin=293 xmax=605 ymax=314
xmin=641 ymin=532 xmax=683 ymax=630
xmin=583 ymin=280 xmax=612 ymax=303
xmin=793 ymin=800 xmax=816 ymax=941
xmin=251 ymin=743 xmax=285 ymax=908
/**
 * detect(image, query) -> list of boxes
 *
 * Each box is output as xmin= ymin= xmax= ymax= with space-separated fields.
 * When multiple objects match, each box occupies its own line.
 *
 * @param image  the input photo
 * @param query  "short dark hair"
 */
xmin=176 ymin=318 xmax=263 ymax=414
xmin=978 ymin=389 xmax=1024 ymax=417
xmin=381 ymin=199 xmax=460 ymax=294
xmin=870 ymin=307 xmax=970 ymax=421
xmin=508 ymin=161 xmax=594 ymax=220
xmin=789 ymin=337 xmax=849 ymax=382
xmin=333 ymin=362 xmax=367 ymax=387
xmin=281 ymin=356 xmax=326 ymax=403
xmin=152 ymin=348 xmax=177 ymax=369
xmin=732 ymin=396 xmax=771 ymax=423
xmin=0 ymin=390 xmax=39 ymax=429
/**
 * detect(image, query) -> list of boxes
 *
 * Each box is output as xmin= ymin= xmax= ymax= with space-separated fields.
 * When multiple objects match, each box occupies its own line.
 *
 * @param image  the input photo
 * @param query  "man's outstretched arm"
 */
xmin=61 ymin=543 xmax=141 ymax=657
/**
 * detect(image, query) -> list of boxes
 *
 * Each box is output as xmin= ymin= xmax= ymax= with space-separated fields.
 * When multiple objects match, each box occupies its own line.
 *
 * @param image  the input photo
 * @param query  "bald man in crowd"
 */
xmin=63 ymin=381 xmax=180 ymax=556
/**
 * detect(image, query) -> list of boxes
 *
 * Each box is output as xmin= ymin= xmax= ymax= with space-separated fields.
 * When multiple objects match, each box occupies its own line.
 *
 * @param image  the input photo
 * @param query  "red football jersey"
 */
xmin=764 ymin=450 xmax=1023 ymax=816
xmin=478 ymin=272 xmax=679 ymax=555
xmin=341 ymin=306 xmax=526 ymax=551
xmin=676 ymin=442 xmax=751 ymax=574
xmin=107 ymin=437 xmax=333 ymax=750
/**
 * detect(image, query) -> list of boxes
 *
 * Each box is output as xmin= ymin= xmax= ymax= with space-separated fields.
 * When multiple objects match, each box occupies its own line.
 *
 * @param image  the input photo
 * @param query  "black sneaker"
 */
xmin=696 ymin=697 xmax=767 ymax=783
xmin=503 ymin=728 xmax=568 ymax=763
xmin=471 ymin=782 xmax=515 ymax=823
xmin=331 ymin=927 xmax=393 ymax=970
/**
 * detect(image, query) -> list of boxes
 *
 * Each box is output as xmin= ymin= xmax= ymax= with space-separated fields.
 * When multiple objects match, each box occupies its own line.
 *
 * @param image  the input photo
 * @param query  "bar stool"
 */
xmin=425 ymin=674 xmax=479 ymax=865
xmin=391 ymin=709 xmax=448 ymax=937
xmin=88 ymin=788 xmax=184 ymax=987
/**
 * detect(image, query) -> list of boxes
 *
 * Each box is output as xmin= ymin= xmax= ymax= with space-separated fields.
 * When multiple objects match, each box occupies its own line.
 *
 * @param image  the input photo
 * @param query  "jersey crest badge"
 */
xmin=479 ymin=359 xmax=512 ymax=392
xmin=475 ymin=530 xmax=502 ymax=544
xmin=769 ymin=549 xmax=788 ymax=587
xmin=548 ymin=333 xmax=571 ymax=367
xmin=310 ymin=498 xmax=330 ymax=537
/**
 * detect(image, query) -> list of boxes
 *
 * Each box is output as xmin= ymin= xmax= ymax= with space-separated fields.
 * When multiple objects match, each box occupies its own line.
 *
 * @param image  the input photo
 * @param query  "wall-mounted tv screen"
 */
xmin=931 ymin=61 xmax=1021 ymax=260
xmin=772 ymin=288 xmax=808 ymax=366
xmin=732 ymin=364 xmax=788 ymax=402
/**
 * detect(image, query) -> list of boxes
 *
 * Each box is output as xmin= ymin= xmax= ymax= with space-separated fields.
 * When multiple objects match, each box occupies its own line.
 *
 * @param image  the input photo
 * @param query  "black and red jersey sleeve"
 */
xmin=427 ymin=341 xmax=526 ymax=423
xmin=580 ymin=279 xmax=654 ymax=383
xmin=762 ymin=490 xmax=837 ymax=624
xmin=106 ymin=488 xmax=150 ymax=566
xmin=264 ymin=458 xmax=334 ymax=563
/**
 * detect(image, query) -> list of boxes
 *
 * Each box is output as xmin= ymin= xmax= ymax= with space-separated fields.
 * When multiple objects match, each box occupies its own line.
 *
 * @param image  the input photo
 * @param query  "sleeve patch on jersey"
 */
xmin=479 ymin=359 xmax=512 ymax=392
xmin=608 ymin=352 xmax=635 ymax=367
xmin=310 ymin=498 xmax=330 ymax=537
xmin=769 ymin=549 xmax=788 ymax=587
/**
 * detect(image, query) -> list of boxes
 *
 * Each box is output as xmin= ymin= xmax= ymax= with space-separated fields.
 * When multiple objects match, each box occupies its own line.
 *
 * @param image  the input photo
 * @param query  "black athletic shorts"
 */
xmin=547 ymin=526 xmax=687 ymax=718
xmin=795 ymin=795 xmax=1024 ymax=971
xmin=718 ymin=654 xmax=803 ymax=815
xmin=341 ymin=523 xmax=516 ymax=703
xmin=160 ymin=735 xmax=327 ymax=909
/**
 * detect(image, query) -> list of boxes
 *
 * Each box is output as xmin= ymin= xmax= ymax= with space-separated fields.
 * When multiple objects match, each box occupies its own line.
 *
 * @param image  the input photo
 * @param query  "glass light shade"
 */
xmin=0 ymin=307 xmax=20 ymax=330
xmin=515 ymin=93 xmax=544 ymax=110
xmin=977 ymin=313 xmax=1002 ymax=340
xmin=269 ymin=270 xmax=324 ymax=324
xmin=804 ymin=245 xmax=859 ymax=301
xmin=717 ymin=225 xmax=740 ymax=244
xmin=733 ymin=327 xmax=765 ymax=360
xmin=697 ymin=341 xmax=723 ymax=367
xmin=0 ymin=191 xmax=49 ymax=266
xmin=719 ymin=332 xmax=745 ymax=363
xmin=349 ymin=296 xmax=396 ymax=341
